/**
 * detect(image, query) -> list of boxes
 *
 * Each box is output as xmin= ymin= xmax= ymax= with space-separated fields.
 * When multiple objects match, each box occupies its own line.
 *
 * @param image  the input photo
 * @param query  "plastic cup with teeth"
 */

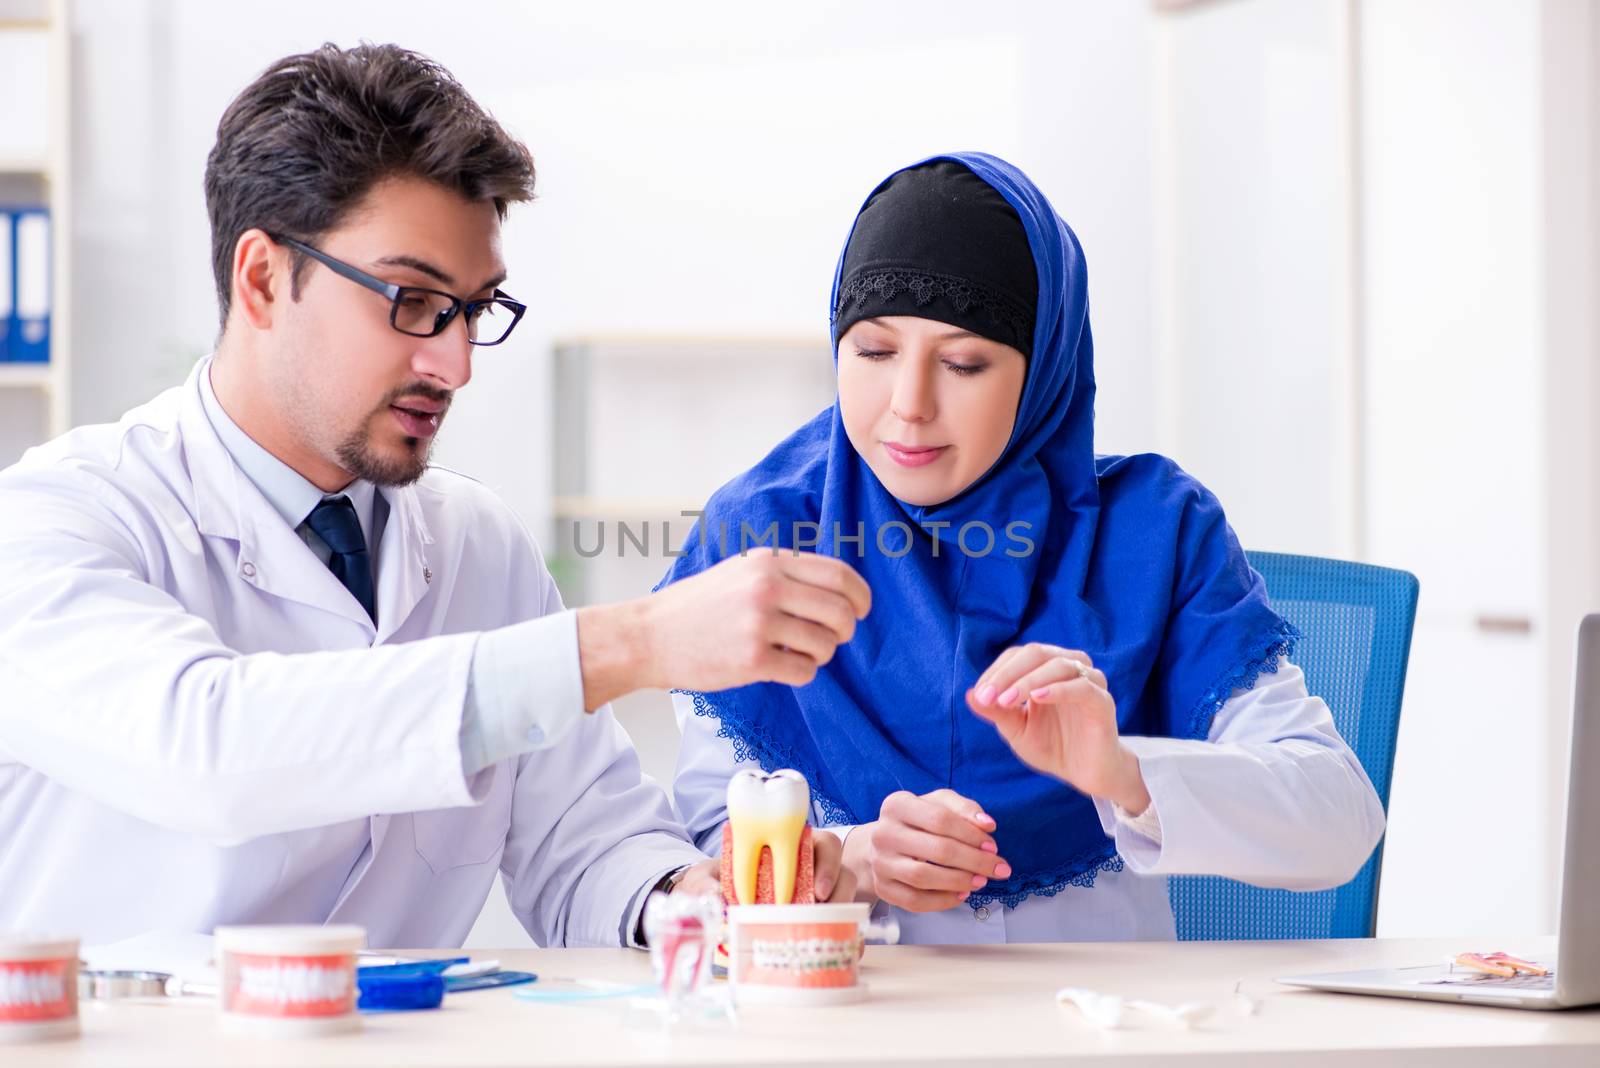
xmin=643 ymin=891 xmax=720 ymax=1017
xmin=721 ymin=768 xmax=899 ymax=1005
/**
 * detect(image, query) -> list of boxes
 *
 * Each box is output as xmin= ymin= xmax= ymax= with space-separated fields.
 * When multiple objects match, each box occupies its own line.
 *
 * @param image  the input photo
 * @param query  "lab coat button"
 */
xmin=975 ymin=905 xmax=991 ymax=921
xmin=423 ymin=567 xmax=432 ymax=584
xmin=241 ymin=562 xmax=256 ymax=579
xmin=525 ymin=725 xmax=545 ymax=745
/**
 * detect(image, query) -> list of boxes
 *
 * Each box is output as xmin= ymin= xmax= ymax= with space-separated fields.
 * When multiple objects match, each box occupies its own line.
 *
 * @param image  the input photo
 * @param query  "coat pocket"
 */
xmin=411 ymin=762 xmax=515 ymax=875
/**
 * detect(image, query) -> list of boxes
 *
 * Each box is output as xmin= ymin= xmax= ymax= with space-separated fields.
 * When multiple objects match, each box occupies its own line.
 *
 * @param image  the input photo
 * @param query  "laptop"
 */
xmin=1277 ymin=613 xmax=1600 ymax=1010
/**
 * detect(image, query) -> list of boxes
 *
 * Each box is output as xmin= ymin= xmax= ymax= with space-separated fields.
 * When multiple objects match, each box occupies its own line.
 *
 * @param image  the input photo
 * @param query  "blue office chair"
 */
xmin=1167 ymin=551 xmax=1420 ymax=940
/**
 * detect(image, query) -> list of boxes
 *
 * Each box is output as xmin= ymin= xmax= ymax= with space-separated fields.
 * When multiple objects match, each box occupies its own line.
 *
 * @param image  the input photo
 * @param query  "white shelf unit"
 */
xmin=0 ymin=0 xmax=71 ymax=454
xmin=0 ymin=153 xmax=48 ymax=173
xmin=0 ymin=361 xmax=51 ymax=388
xmin=549 ymin=333 xmax=837 ymax=607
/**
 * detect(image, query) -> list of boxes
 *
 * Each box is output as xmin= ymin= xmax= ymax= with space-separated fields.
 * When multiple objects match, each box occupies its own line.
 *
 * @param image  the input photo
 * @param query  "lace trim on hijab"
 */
xmin=967 ymin=848 xmax=1126 ymax=909
xmin=833 ymin=267 xmax=1033 ymax=348
xmin=1180 ymin=619 xmax=1302 ymax=741
xmin=680 ymin=690 xmax=858 ymax=827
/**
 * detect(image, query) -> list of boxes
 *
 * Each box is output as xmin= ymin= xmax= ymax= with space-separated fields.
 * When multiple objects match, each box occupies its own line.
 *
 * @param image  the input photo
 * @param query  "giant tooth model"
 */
xmin=721 ymin=768 xmax=815 ymax=906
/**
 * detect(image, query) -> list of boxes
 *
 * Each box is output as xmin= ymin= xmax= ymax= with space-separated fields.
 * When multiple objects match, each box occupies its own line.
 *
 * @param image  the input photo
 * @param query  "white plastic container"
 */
xmin=214 ymin=925 xmax=365 ymax=1036
xmin=0 ymin=935 xmax=79 ymax=1043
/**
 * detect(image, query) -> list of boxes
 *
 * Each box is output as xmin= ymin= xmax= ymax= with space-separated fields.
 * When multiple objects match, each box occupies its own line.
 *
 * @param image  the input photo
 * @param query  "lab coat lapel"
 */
xmin=178 ymin=362 xmax=376 ymax=635
xmin=374 ymin=483 xmax=434 ymax=645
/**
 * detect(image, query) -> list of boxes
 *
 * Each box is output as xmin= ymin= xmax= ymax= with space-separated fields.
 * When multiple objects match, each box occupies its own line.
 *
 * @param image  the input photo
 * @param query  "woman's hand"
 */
xmin=967 ymin=644 xmax=1151 ymax=815
xmin=811 ymin=828 xmax=858 ymax=903
xmin=841 ymin=789 xmax=1012 ymax=913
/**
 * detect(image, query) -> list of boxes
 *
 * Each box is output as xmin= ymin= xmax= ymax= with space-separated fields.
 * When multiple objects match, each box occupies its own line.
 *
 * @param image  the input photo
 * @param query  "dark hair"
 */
xmin=203 ymin=42 xmax=535 ymax=328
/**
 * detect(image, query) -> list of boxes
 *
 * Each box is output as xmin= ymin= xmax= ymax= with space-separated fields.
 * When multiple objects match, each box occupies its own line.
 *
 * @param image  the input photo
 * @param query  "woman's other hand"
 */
xmin=968 ymin=644 xmax=1151 ymax=816
xmin=844 ymin=789 xmax=1011 ymax=912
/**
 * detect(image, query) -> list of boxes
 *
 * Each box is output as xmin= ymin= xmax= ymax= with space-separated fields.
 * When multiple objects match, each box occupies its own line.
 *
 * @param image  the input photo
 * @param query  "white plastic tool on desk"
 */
xmin=1056 ymin=986 xmax=1215 ymax=1030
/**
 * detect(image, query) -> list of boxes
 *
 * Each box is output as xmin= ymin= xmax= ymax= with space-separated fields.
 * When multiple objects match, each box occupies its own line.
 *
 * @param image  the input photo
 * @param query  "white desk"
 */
xmin=17 ymin=937 xmax=1599 ymax=1066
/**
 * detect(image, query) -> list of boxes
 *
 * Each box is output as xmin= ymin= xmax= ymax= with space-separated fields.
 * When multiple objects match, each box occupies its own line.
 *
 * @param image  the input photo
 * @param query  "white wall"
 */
xmin=1359 ymin=0 xmax=1553 ymax=938
xmin=1149 ymin=0 xmax=1595 ymax=941
xmin=1540 ymin=0 xmax=1600 ymax=926
xmin=1152 ymin=0 xmax=1360 ymax=560
xmin=69 ymin=0 xmax=1157 ymax=540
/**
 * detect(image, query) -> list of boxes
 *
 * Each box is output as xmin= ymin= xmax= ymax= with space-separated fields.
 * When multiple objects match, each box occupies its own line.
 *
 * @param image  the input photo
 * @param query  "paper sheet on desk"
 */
xmin=80 ymin=930 xmax=219 ymax=987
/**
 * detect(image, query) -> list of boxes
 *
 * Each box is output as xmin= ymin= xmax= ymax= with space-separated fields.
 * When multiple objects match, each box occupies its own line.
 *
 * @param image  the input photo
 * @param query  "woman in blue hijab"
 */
xmin=666 ymin=154 xmax=1385 ymax=942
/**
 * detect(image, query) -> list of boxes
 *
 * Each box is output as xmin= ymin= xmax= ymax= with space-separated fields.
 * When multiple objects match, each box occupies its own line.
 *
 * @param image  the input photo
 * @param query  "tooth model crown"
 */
xmin=723 ymin=769 xmax=815 ymax=906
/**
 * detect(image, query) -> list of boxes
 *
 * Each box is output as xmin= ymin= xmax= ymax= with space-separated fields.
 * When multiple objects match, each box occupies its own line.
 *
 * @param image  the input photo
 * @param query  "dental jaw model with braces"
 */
xmin=722 ymin=769 xmax=895 ymax=1005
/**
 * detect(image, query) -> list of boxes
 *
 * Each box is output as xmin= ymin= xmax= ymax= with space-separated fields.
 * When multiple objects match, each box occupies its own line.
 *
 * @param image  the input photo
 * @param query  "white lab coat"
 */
xmin=0 ymin=362 xmax=704 ymax=947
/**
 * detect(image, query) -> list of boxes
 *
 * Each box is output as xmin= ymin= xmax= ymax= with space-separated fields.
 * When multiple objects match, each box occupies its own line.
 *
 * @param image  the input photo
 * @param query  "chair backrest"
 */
xmin=1167 ymin=551 xmax=1420 ymax=940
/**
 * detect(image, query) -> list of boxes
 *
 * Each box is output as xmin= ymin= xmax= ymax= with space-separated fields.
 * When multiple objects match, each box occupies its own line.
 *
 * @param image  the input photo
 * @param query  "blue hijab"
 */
xmin=659 ymin=152 xmax=1296 ymax=908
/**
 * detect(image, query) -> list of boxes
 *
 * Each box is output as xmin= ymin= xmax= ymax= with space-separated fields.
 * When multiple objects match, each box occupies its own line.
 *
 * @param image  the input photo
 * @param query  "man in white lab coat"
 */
xmin=0 ymin=44 xmax=867 ymax=947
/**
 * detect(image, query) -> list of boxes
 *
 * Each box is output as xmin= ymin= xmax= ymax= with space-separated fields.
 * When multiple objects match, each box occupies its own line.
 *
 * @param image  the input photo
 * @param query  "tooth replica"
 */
xmin=722 ymin=769 xmax=815 ymax=906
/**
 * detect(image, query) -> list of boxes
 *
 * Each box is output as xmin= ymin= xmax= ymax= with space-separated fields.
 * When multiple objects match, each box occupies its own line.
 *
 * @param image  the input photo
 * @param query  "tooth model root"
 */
xmin=731 ymin=813 xmax=806 ymax=904
xmin=721 ymin=823 xmax=815 ymax=906
xmin=771 ymin=834 xmax=800 ymax=907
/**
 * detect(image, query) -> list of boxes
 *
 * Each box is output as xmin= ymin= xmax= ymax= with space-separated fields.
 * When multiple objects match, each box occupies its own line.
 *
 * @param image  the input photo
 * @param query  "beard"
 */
xmin=333 ymin=384 xmax=451 ymax=487
xmin=334 ymin=423 xmax=432 ymax=487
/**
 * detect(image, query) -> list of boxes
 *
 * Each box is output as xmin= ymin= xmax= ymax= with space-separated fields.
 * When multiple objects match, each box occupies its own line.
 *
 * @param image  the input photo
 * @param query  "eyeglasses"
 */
xmin=270 ymin=234 xmax=527 ymax=346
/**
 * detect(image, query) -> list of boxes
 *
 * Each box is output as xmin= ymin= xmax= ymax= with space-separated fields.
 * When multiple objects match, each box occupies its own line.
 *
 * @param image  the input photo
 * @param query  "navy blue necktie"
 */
xmin=304 ymin=495 xmax=376 ymax=622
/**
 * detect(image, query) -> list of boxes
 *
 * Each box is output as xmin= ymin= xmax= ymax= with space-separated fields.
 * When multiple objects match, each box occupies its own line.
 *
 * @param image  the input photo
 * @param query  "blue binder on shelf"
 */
xmin=0 ymin=210 xmax=12 ymax=364
xmin=6 ymin=207 xmax=51 ymax=364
